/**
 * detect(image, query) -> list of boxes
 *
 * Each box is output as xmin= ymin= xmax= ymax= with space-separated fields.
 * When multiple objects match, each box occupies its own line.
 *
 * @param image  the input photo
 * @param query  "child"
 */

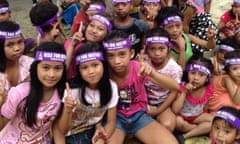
xmin=65 ymin=12 xmax=112 ymax=79
xmin=0 ymin=41 xmax=67 ymax=143
xmin=0 ymin=0 xmax=11 ymax=22
xmin=208 ymin=49 xmax=240 ymax=113
xmin=29 ymin=2 xmax=66 ymax=46
xmin=144 ymin=27 xmax=183 ymax=132
xmin=71 ymin=0 xmax=106 ymax=35
xmin=0 ymin=21 xmax=34 ymax=96
xmin=112 ymin=0 xmax=150 ymax=58
xmin=155 ymin=6 xmax=216 ymax=68
xmin=211 ymin=38 xmax=237 ymax=77
xmin=211 ymin=106 xmax=240 ymax=144
xmin=139 ymin=0 xmax=161 ymax=29
xmin=218 ymin=0 xmax=240 ymax=39
xmin=172 ymin=55 xmax=214 ymax=140
xmin=53 ymin=43 xmax=119 ymax=144
xmin=103 ymin=30 xmax=179 ymax=144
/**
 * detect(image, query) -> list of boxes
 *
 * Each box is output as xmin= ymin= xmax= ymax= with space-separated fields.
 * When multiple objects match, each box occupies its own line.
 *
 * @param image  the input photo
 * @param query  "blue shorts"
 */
xmin=65 ymin=128 xmax=94 ymax=144
xmin=116 ymin=110 xmax=154 ymax=135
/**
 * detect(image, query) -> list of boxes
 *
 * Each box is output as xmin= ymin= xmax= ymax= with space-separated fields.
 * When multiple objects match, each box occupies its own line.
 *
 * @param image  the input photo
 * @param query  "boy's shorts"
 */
xmin=116 ymin=110 xmax=154 ymax=134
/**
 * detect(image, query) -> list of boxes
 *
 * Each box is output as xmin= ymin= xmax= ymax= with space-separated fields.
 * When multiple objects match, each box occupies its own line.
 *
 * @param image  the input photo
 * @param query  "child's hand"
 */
xmin=185 ymin=82 xmax=196 ymax=92
xmin=71 ymin=22 xmax=85 ymax=46
xmin=170 ymin=35 xmax=185 ymax=52
xmin=0 ymin=75 xmax=6 ymax=106
xmin=92 ymin=126 xmax=108 ymax=144
xmin=79 ymin=0 xmax=91 ymax=10
xmin=64 ymin=83 xmax=77 ymax=112
xmin=138 ymin=49 xmax=152 ymax=76
xmin=207 ymin=25 xmax=217 ymax=40
xmin=147 ymin=105 xmax=159 ymax=116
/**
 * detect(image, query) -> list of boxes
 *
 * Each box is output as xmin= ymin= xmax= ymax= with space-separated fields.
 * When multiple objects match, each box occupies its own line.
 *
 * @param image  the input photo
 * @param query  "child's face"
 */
xmin=37 ymin=61 xmax=64 ymax=89
xmin=85 ymin=20 xmax=108 ymax=43
xmin=79 ymin=60 xmax=104 ymax=89
xmin=143 ymin=2 xmax=161 ymax=19
xmin=113 ymin=2 xmax=132 ymax=18
xmin=163 ymin=22 xmax=183 ymax=40
xmin=4 ymin=36 xmax=24 ymax=61
xmin=0 ymin=12 xmax=10 ymax=22
xmin=188 ymin=71 xmax=208 ymax=89
xmin=232 ymin=4 xmax=240 ymax=16
xmin=146 ymin=43 xmax=169 ymax=67
xmin=211 ymin=119 xmax=239 ymax=144
xmin=229 ymin=64 xmax=240 ymax=82
xmin=105 ymin=48 xmax=134 ymax=74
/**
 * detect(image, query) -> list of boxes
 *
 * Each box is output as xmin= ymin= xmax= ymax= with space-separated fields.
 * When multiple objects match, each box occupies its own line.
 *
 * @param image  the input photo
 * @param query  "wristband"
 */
xmin=178 ymin=83 xmax=185 ymax=94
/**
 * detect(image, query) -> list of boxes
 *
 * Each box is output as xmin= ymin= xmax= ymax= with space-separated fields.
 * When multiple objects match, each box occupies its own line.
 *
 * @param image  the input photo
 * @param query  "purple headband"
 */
xmin=34 ymin=13 xmax=59 ymax=38
xmin=145 ymin=36 xmax=172 ymax=47
xmin=215 ymin=110 xmax=240 ymax=131
xmin=0 ymin=29 xmax=22 ymax=40
xmin=35 ymin=51 xmax=66 ymax=63
xmin=225 ymin=58 xmax=240 ymax=65
xmin=87 ymin=4 xmax=106 ymax=12
xmin=186 ymin=63 xmax=210 ymax=76
xmin=0 ymin=7 xmax=10 ymax=14
xmin=103 ymin=38 xmax=132 ymax=51
xmin=76 ymin=52 xmax=104 ymax=64
xmin=161 ymin=16 xmax=182 ymax=26
xmin=112 ymin=0 xmax=132 ymax=5
xmin=219 ymin=44 xmax=234 ymax=52
xmin=234 ymin=0 xmax=240 ymax=5
xmin=143 ymin=0 xmax=160 ymax=4
xmin=91 ymin=14 xmax=112 ymax=31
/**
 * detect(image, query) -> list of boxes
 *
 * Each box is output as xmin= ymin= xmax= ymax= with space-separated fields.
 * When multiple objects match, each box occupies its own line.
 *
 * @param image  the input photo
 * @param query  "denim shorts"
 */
xmin=65 ymin=128 xmax=95 ymax=144
xmin=116 ymin=110 xmax=154 ymax=135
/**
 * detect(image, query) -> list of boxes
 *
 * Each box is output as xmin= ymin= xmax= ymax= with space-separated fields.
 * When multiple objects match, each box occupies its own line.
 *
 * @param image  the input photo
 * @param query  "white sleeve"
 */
xmin=107 ymin=80 xmax=119 ymax=109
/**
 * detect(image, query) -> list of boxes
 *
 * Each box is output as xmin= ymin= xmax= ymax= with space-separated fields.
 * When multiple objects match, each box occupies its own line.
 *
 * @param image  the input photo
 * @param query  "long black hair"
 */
xmin=69 ymin=43 xmax=112 ymax=107
xmin=21 ymin=41 xmax=66 ymax=127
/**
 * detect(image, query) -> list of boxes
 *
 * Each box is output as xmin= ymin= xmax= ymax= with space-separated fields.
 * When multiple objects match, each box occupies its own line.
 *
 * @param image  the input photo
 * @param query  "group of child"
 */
xmin=0 ymin=0 xmax=239 ymax=144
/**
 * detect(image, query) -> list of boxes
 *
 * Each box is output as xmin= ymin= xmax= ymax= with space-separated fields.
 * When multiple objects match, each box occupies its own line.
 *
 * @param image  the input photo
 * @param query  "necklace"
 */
xmin=86 ymin=88 xmax=99 ymax=107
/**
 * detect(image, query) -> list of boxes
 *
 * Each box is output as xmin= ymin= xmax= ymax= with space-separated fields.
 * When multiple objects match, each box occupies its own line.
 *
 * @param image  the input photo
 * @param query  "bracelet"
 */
xmin=178 ymin=83 xmax=185 ymax=94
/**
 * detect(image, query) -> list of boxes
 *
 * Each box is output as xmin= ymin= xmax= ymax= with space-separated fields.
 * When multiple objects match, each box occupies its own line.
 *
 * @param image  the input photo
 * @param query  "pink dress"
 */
xmin=0 ymin=82 xmax=61 ymax=143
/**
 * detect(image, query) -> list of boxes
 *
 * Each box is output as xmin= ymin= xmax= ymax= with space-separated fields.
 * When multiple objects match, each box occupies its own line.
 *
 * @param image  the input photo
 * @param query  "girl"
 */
xmin=211 ymin=106 xmax=240 ymax=144
xmin=139 ymin=0 xmax=161 ymax=29
xmin=103 ymin=30 xmax=179 ymax=144
xmin=143 ymin=27 xmax=183 ymax=132
xmin=53 ymin=43 xmax=119 ymax=144
xmin=211 ymin=38 xmax=237 ymax=77
xmin=65 ymin=12 xmax=112 ymax=79
xmin=0 ymin=41 xmax=67 ymax=143
xmin=29 ymin=2 xmax=67 ymax=46
xmin=155 ymin=6 xmax=216 ymax=69
xmin=172 ymin=55 xmax=214 ymax=139
xmin=218 ymin=0 xmax=240 ymax=39
xmin=208 ymin=49 xmax=240 ymax=113
xmin=0 ymin=21 xmax=33 ymax=98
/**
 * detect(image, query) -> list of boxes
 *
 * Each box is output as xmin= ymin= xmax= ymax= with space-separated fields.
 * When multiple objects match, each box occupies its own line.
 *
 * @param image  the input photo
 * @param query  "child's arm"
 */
xmin=147 ymin=90 xmax=177 ymax=116
xmin=0 ymin=75 xmax=9 ymax=130
xmin=92 ymin=107 xmax=117 ymax=143
xmin=222 ymin=76 xmax=240 ymax=105
xmin=65 ymin=22 xmax=85 ymax=70
xmin=187 ymin=26 xmax=216 ymax=49
xmin=182 ymin=5 xmax=195 ymax=34
xmin=53 ymin=83 xmax=77 ymax=142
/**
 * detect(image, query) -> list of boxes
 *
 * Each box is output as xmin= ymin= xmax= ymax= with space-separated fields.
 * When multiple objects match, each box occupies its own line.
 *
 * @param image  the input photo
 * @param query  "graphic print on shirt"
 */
xmin=17 ymin=103 xmax=57 ymax=143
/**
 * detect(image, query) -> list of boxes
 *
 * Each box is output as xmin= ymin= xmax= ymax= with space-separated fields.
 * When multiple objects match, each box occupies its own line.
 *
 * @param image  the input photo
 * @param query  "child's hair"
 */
xmin=69 ymin=43 xmax=112 ymax=107
xmin=213 ymin=106 xmax=240 ymax=131
xmin=224 ymin=49 xmax=240 ymax=73
xmin=89 ymin=0 xmax=106 ymax=7
xmin=144 ymin=27 xmax=171 ymax=49
xmin=29 ymin=2 xmax=59 ymax=37
xmin=155 ymin=6 xmax=184 ymax=26
xmin=88 ymin=12 xmax=113 ymax=32
xmin=182 ymin=55 xmax=213 ymax=85
xmin=103 ymin=30 xmax=129 ymax=44
xmin=21 ymin=41 xmax=66 ymax=127
xmin=0 ymin=21 xmax=22 ymax=72
xmin=218 ymin=38 xmax=239 ymax=52
xmin=0 ymin=0 xmax=9 ymax=8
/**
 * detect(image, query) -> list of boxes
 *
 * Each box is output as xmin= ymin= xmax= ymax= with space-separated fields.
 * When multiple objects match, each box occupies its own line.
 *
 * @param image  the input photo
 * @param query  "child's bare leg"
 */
xmin=108 ymin=128 xmax=125 ymax=144
xmin=175 ymin=116 xmax=197 ymax=132
xmin=135 ymin=121 xmax=178 ymax=144
xmin=183 ymin=121 xmax=211 ymax=139
xmin=156 ymin=108 xmax=176 ymax=131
